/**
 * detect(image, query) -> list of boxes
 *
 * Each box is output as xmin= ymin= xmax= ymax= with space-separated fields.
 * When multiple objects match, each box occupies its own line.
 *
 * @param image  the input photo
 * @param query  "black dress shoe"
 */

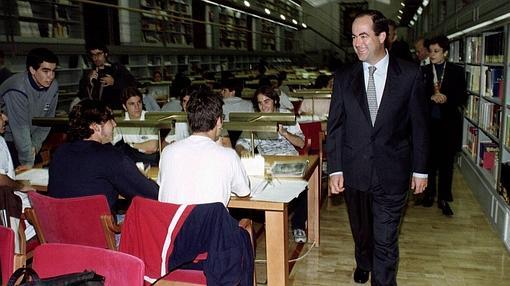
xmin=354 ymin=267 xmax=369 ymax=284
xmin=422 ymin=196 xmax=434 ymax=207
xmin=414 ymin=197 xmax=424 ymax=206
xmin=438 ymin=200 xmax=454 ymax=216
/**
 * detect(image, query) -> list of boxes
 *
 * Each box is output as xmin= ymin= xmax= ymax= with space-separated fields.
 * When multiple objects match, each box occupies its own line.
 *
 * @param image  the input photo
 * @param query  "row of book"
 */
xmin=19 ymin=22 xmax=70 ymax=38
xmin=464 ymin=126 xmax=479 ymax=159
xmin=479 ymin=102 xmax=501 ymax=138
xmin=449 ymin=40 xmax=464 ymax=63
xmin=466 ymin=65 xmax=481 ymax=94
xmin=465 ymin=95 xmax=479 ymax=121
xmin=465 ymin=36 xmax=482 ymax=64
xmin=505 ymin=115 xmax=510 ymax=148
xmin=484 ymin=32 xmax=505 ymax=64
xmin=483 ymin=67 xmax=505 ymax=99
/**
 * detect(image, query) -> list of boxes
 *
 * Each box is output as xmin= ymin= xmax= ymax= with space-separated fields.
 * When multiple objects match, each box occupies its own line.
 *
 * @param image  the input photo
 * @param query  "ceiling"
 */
xmin=305 ymin=0 xmax=424 ymax=27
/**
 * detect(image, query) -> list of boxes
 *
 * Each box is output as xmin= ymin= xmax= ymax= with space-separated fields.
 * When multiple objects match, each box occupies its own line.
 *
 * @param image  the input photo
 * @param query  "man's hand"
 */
xmin=100 ymin=74 xmax=114 ymax=87
xmin=431 ymin=93 xmax=447 ymax=104
xmin=88 ymin=69 xmax=99 ymax=84
xmin=15 ymin=165 xmax=31 ymax=173
xmin=329 ymin=174 xmax=345 ymax=195
xmin=411 ymin=176 xmax=427 ymax=194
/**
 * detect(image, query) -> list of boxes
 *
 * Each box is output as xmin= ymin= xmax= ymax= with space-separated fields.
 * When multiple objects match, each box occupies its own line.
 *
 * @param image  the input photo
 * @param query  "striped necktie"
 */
xmin=367 ymin=66 xmax=377 ymax=126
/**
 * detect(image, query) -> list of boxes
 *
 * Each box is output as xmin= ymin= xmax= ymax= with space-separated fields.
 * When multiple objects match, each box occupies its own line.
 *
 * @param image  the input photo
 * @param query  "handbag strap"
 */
xmin=7 ymin=267 xmax=42 ymax=286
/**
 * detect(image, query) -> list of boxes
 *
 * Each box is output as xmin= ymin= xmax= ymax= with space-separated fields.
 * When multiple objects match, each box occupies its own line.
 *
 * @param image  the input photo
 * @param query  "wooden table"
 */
xmin=151 ymin=155 xmax=320 ymax=286
xmin=228 ymin=155 xmax=320 ymax=286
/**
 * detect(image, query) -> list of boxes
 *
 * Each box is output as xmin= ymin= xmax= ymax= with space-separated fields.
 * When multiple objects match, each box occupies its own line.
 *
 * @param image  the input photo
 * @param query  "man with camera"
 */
xmin=78 ymin=43 xmax=137 ymax=110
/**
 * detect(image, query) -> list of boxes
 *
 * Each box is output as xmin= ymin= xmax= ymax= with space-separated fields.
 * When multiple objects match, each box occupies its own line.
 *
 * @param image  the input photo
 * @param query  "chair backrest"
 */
xmin=27 ymin=192 xmax=111 ymax=248
xmin=32 ymin=243 xmax=144 ymax=286
xmin=0 ymin=226 xmax=15 ymax=284
xmin=299 ymin=121 xmax=323 ymax=155
xmin=119 ymin=197 xmax=206 ymax=285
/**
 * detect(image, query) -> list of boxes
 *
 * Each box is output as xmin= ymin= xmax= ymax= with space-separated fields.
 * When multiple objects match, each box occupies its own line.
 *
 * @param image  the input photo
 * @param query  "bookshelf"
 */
xmin=139 ymin=0 xmax=193 ymax=47
xmin=260 ymin=21 xmax=277 ymax=51
xmin=0 ymin=0 xmax=84 ymax=44
xmin=459 ymin=29 xmax=505 ymax=188
xmin=454 ymin=21 xmax=510 ymax=249
xmin=217 ymin=6 xmax=249 ymax=50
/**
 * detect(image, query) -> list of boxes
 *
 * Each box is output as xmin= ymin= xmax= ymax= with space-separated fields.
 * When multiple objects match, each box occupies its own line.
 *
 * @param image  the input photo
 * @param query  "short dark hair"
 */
xmin=221 ymin=78 xmax=243 ymax=95
xmin=187 ymin=88 xmax=223 ymax=133
xmin=68 ymin=99 xmax=114 ymax=141
xmin=26 ymin=48 xmax=59 ymax=71
xmin=86 ymin=42 xmax=109 ymax=54
xmin=354 ymin=10 xmax=389 ymax=37
xmin=121 ymin=87 xmax=143 ymax=105
xmin=252 ymin=85 xmax=280 ymax=111
xmin=314 ymin=74 xmax=333 ymax=89
xmin=428 ymin=35 xmax=450 ymax=52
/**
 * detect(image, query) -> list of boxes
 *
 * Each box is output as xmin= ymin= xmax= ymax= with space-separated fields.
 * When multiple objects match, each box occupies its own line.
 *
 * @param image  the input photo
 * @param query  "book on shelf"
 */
xmin=506 ymin=115 xmax=510 ymax=147
xmin=17 ymin=1 xmax=33 ymax=17
xmin=466 ymin=65 xmax=481 ymax=93
xmin=484 ymin=67 xmax=504 ymax=99
xmin=19 ymin=21 xmax=40 ymax=37
xmin=449 ymin=40 xmax=464 ymax=62
xmin=484 ymin=32 xmax=505 ymax=64
xmin=479 ymin=102 xmax=501 ymax=137
xmin=466 ymin=95 xmax=479 ymax=120
xmin=478 ymin=141 xmax=498 ymax=171
xmin=465 ymin=126 xmax=479 ymax=158
xmin=466 ymin=36 xmax=482 ymax=64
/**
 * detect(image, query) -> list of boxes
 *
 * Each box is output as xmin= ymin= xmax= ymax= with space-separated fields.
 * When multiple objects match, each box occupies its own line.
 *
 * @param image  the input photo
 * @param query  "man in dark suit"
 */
xmin=327 ymin=10 xmax=429 ymax=285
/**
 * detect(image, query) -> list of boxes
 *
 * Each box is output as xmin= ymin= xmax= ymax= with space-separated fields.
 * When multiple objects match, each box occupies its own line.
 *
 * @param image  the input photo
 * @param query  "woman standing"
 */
xmin=421 ymin=35 xmax=468 ymax=216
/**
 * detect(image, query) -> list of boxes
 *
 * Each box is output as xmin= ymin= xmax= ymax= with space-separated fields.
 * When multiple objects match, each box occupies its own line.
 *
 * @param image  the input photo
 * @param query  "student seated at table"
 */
xmin=235 ymin=86 xmax=308 ymax=243
xmin=48 ymin=99 xmax=158 ymax=213
xmin=0 ymin=111 xmax=37 ymax=251
xmin=112 ymin=87 xmax=160 ymax=166
xmin=220 ymin=78 xmax=253 ymax=121
xmin=158 ymin=89 xmax=250 ymax=207
xmin=161 ymin=72 xmax=191 ymax=112
xmin=163 ymin=85 xmax=194 ymax=145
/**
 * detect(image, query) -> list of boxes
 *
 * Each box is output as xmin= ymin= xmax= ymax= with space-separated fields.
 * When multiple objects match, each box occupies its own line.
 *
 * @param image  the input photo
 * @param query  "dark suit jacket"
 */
xmin=422 ymin=62 xmax=467 ymax=153
xmin=327 ymin=56 xmax=429 ymax=194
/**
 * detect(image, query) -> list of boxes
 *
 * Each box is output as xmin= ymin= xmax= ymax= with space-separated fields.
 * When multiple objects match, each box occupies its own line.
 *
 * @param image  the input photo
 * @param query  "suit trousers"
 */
xmin=344 ymin=184 xmax=408 ymax=286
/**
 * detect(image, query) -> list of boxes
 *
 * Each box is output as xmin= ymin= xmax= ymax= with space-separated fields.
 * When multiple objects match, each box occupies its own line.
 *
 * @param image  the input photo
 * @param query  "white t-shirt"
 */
xmin=0 ymin=136 xmax=15 ymax=178
xmin=0 ymin=136 xmax=35 ymax=250
xmin=158 ymin=135 xmax=250 ymax=206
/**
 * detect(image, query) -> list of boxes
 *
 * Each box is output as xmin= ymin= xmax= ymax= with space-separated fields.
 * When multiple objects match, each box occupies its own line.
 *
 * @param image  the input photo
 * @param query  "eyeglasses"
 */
xmin=89 ymin=51 xmax=104 ymax=58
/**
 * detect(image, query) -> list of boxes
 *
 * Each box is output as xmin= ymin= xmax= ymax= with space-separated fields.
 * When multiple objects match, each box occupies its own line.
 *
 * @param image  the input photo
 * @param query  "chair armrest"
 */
xmin=100 ymin=214 xmax=121 ymax=250
xmin=24 ymin=207 xmax=46 ymax=244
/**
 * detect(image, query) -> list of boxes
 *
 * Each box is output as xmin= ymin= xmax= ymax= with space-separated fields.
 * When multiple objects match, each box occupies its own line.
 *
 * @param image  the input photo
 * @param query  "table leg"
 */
xmin=265 ymin=207 xmax=288 ymax=286
xmin=307 ymin=164 xmax=320 ymax=246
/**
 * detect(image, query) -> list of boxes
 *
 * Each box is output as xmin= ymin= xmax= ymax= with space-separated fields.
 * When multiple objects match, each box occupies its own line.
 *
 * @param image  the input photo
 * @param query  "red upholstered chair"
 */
xmin=299 ymin=121 xmax=326 ymax=198
xmin=299 ymin=121 xmax=323 ymax=156
xmin=1 ymin=225 xmax=16 ymax=284
xmin=102 ymin=197 xmax=254 ymax=286
xmin=32 ymin=243 xmax=144 ymax=286
xmin=24 ymin=192 xmax=116 ymax=250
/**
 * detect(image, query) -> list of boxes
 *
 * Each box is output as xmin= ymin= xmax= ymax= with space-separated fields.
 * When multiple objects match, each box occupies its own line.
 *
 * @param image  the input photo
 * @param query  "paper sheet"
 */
xmin=247 ymin=176 xmax=308 ymax=203
xmin=15 ymin=168 xmax=49 ymax=186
